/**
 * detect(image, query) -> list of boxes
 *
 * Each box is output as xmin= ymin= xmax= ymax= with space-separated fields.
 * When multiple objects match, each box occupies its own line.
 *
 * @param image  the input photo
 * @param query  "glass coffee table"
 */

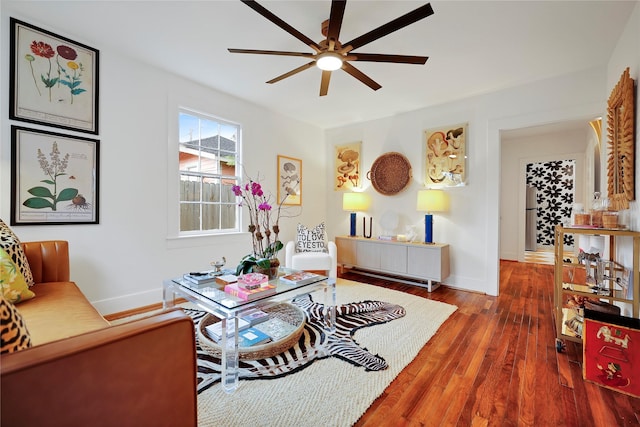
xmin=163 ymin=268 xmax=336 ymax=393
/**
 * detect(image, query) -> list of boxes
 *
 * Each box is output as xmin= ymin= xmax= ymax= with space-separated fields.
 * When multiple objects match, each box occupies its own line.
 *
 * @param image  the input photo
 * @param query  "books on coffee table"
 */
xmin=215 ymin=274 xmax=238 ymax=285
xmin=204 ymin=318 xmax=250 ymax=342
xmin=279 ymin=271 xmax=324 ymax=285
xmin=236 ymin=273 xmax=268 ymax=290
xmin=241 ymin=309 xmax=270 ymax=326
xmin=255 ymin=317 xmax=298 ymax=341
xmin=183 ymin=272 xmax=217 ymax=285
xmin=237 ymin=327 xmax=272 ymax=347
xmin=224 ymin=282 xmax=277 ymax=301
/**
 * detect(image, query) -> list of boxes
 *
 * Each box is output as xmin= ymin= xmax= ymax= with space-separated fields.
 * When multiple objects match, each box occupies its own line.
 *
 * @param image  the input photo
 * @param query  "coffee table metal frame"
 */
xmin=163 ymin=269 xmax=336 ymax=393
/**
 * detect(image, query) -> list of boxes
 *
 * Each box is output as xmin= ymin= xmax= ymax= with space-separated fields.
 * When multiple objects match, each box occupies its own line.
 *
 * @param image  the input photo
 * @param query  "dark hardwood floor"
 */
xmin=346 ymin=261 xmax=640 ymax=427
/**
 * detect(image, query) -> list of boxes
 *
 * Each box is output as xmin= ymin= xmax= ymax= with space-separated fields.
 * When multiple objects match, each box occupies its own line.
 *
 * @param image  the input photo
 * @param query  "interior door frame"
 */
xmin=489 ymin=102 xmax=603 ymax=296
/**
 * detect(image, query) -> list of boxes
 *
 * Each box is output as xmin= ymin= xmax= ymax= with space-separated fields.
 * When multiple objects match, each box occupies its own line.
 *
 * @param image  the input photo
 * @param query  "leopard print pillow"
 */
xmin=0 ymin=219 xmax=34 ymax=287
xmin=0 ymin=294 xmax=32 ymax=354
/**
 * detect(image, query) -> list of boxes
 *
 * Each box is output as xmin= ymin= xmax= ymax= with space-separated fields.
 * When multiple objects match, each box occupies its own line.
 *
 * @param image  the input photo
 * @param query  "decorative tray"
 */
xmin=197 ymin=303 xmax=305 ymax=360
xmin=367 ymin=152 xmax=412 ymax=195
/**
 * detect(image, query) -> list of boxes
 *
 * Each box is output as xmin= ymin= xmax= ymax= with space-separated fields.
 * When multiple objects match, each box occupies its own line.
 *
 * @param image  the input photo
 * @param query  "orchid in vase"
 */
xmin=233 ymin=176 xmax=286 ymax=276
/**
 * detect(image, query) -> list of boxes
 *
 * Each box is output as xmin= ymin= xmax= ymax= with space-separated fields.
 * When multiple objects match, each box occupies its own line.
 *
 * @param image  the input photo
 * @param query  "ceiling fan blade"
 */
xmin=326 ymin=0 xmax=347 ymax=48
xmin=320 ymin=70 xmax=332 ymax=96
xmin=349 ymin=53 xmax=428 ymax=64
xmin=342 ymin=62 xmax=382 ymax=91
xmin=343 ymin=3 xmax=434 ymax=51
xmin=228 ymin=48 xmax=316 ymax=59
xmin=266 ymin=61 xmax=316 ymax=84
xmin=241 ymin=0 xmax=322 ymax=51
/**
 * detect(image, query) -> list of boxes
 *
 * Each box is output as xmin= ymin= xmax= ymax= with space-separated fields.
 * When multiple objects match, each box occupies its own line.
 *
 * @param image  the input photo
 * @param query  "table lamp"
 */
xmin=416 ymin=189 xmax=449 ymax=244
xmin=343 ymin=192 xmax=371 ymax=237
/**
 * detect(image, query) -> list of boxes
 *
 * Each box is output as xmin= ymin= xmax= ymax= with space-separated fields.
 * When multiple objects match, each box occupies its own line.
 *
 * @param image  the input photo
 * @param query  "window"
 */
xmin=178 ymin=109 xmax=240 ymax=234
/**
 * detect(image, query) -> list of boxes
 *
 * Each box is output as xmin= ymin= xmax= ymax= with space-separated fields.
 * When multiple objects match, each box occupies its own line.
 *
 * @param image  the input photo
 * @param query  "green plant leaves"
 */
xmin=41 ymin=75 xmax=59 ymax=88
xmin=58 ymin=188 xmax=78 ymax=201
xmin=27 ymin=186 xmax=53 ymax=197
xmin=23 ymin=198 xmax=53 ymax=209
xmin=255 ymin=258 xmax=272 ymax=269
xmin=234 ymin=249 xmax=282 ymax=276
xmin=23 ymin=187 xmax=78 ymax=211
xmin=263 ymin=241 xmax=283 ymax=258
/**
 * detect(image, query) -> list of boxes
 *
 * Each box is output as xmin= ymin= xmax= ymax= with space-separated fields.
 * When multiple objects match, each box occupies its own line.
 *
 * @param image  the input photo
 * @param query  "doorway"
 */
xmin=500 ymin=120 xmax=594 ymax=267
xmin=523 ymin=158 xmax=576 ymax=263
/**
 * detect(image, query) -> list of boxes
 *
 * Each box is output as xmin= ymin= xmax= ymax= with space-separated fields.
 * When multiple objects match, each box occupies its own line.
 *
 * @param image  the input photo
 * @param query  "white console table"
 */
xmin=335 ymin=236 xmax=450 ymax=292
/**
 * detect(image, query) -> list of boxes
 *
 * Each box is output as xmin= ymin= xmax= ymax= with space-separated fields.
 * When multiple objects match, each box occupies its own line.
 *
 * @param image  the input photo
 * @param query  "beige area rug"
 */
xmin=197 ymin=278 xmax=457 ymax=427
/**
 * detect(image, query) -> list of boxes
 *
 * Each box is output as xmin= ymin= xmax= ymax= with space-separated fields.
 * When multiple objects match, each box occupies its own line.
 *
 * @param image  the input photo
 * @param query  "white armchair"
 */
xmin=285 ymin=240 xmax=337 ymax=278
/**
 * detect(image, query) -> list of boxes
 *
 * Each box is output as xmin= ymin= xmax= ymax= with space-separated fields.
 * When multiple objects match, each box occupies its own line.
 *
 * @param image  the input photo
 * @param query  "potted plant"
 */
xmin=233 ymin=176 xmax=286 ymax=278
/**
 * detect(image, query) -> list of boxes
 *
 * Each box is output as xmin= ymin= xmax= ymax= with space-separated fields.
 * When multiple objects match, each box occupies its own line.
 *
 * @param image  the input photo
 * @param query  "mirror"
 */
xmin=606 ymin=67 xmax=635 ymax=210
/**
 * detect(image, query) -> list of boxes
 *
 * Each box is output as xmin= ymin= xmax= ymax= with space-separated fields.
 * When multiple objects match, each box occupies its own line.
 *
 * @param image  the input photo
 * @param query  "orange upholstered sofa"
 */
xmin=1 ymin=241 xmax=198 ymax=426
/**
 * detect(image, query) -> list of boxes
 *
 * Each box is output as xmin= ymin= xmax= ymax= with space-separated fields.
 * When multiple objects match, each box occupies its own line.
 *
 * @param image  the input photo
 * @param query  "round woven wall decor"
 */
xmin=367 ymin=152 xmax=412 ymax=195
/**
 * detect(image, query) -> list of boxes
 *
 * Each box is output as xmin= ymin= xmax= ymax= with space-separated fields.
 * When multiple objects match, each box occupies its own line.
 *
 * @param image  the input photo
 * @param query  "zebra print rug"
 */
xmin=188 ymin=293 xmax=407 ymax=393
xmin=195 ymin=279 xmax=456 ymax=427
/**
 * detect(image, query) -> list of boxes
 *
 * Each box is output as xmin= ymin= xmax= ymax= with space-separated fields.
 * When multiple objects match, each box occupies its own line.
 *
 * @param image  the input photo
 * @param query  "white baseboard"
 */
xmin=91 ymin=288 xmax=162 ymax=316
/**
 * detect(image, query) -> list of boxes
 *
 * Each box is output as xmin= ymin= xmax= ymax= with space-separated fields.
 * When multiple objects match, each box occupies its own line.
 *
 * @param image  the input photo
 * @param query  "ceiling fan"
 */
xmin=228 ymin=0 xmax=434 ymax=96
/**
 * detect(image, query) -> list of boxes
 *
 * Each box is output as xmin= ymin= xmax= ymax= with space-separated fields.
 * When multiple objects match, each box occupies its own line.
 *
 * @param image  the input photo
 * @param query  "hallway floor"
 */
xmin=524 ymin=248 xmax=554 ymax=265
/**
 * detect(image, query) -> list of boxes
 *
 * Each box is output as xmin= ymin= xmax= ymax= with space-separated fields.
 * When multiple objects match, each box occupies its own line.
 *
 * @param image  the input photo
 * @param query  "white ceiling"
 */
xmin=8 ymin=1 xmax=636 ymax=130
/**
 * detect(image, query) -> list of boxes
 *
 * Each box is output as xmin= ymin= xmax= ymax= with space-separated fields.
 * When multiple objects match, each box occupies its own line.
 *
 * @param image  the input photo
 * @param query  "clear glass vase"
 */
xmin=253 ymin=258 xmax=280 ymax=280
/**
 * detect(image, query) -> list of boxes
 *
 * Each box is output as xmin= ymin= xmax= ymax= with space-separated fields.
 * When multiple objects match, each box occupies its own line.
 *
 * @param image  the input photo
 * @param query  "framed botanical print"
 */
xmin=11 ymin=126 xmax=99 ymax=225
xmin=424 ymin=123 xmax=468 ymax=186
xmin=334 ymin=141 xmax=361 ymax=191
xmin=10 ymin=18 xmax=99 ymax=134
xmin=277 ymin=155 xmax=302 ymax=206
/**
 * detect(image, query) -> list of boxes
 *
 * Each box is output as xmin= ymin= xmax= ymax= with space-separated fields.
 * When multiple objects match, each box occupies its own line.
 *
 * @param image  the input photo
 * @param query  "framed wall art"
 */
xmin=11 ymin=126 xmax=100 ymax=225
xmin=424 ymin=123 xmax=468 ymax=187
xmin=606 ymin=67 xmax=635 ymax=210
xmin=10 ymin=18 xmax=99 ymax=134
xmin=277 ymin=155 xmax=301 ymax=206
xmin=334 ymin=141 xmax=361 ymax=191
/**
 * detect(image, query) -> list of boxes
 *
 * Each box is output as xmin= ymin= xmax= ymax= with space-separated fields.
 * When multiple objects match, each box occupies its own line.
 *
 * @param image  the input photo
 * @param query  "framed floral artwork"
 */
xmin=277 ymin=155 xmax=302 ymax=205
xmin=334 ymin=141 xmax=361 ymax=191
xmin=424 ymin=123 xmax=468 ymax=186
xmin=9 ymin=18 xmax=99 ymax=134
xmin=11 ymin=126 xmax=100 ymax=225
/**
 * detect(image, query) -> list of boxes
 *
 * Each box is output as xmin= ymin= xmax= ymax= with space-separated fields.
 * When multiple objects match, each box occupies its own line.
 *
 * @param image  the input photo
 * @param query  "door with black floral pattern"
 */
xmin=526 ymin=160 xmax=576 ymax=248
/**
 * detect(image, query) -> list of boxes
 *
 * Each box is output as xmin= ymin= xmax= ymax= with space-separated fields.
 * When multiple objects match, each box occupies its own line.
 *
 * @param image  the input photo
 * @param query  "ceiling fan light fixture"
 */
xmin=316 ymin=52 xmax=343 ymax=71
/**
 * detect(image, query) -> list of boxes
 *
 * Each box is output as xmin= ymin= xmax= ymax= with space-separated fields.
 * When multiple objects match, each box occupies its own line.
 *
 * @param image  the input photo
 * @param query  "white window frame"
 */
xmin=178 ymin=108 xmax=241 ymax=236
xmin=167 ymin=101 xmax=243 ymax=240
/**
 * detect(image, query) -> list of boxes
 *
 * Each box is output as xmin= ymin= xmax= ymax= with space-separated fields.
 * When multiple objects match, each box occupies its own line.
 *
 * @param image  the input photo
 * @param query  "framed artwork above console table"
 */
xmin=424 ymin=122 xmax=468 ymax=187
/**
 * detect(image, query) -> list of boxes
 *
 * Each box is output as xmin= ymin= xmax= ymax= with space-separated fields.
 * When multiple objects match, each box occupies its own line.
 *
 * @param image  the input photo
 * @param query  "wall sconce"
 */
xmin=416 ymin=189 xmax=449 ymax=244
xmin=343 ymin=192 xmax=371 ymax=237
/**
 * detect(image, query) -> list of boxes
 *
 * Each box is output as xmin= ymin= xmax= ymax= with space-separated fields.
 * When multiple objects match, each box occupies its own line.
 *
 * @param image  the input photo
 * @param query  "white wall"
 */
xmin=326 ymin=66 xmax=607 ymax=295
xmin=325 ymin=2 xmax=640 ymax=297
xmin=0 ymin=6 xmax=325 ymax=314
xmin=500 ymin=127 xmax=591 ymax=261
xmin=605 ymin=1 xmax=640 ymax=270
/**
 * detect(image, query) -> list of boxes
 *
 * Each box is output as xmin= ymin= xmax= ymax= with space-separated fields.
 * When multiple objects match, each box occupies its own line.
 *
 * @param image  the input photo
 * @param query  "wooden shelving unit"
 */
xmin=554 ymin=225 xmax=640 ymax=344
